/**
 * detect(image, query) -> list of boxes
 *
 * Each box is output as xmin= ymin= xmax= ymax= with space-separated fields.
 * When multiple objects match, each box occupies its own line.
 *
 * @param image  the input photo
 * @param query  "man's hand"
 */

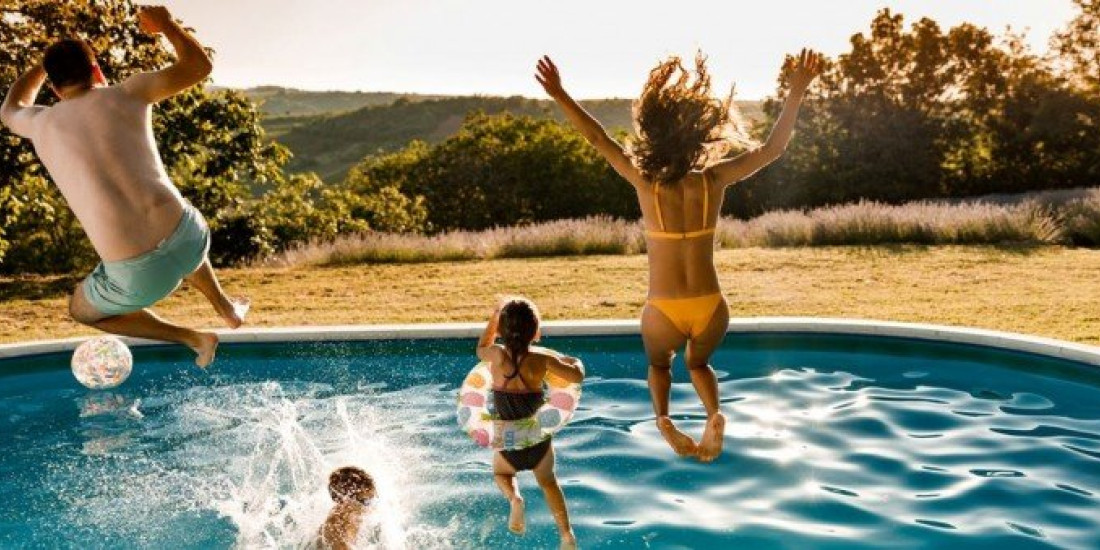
xmin=122 ymin=5 xmax=211 ymax=103
xmin=137 ymin=6 xmax=174 ymax=35
xmin=535 ymin=56 xmax=566 ymax=100
xmin=788 ymin=48 xmax=824 ymax=94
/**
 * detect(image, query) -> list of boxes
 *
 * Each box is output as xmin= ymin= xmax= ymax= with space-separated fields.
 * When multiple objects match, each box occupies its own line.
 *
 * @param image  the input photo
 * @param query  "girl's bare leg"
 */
xmin=533 ymin=447 xmax=576 ymax=549
xmin=493 ymin=452 xmax=526 ymax=535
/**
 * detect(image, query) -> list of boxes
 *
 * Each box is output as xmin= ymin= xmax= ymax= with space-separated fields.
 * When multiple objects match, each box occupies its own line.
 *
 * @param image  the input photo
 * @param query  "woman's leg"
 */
xmin=641 ymin=303 xmax=697 ymax=456
xmin=685 ymin=298 xmax=730 ymax=462
xmin=532 ymin=447 xmax=576 ymax=549
xmin=492 ymin=452 xmax=525 ymax=535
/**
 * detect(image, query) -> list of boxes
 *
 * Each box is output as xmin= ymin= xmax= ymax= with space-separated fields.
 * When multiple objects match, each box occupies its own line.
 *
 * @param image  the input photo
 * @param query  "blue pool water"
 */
xmin=1 ymin=333 xmax=1099 ymax=549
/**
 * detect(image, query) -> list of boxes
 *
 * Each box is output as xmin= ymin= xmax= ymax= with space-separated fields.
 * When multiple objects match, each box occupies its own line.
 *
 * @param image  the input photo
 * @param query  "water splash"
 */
xmin=60 ymin=381 xmax=458 ymax=549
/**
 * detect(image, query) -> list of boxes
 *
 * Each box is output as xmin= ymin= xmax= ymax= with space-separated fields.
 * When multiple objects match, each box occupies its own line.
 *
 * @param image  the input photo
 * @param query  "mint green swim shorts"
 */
xmin=82 ymin=204 xmax=210 ymax=316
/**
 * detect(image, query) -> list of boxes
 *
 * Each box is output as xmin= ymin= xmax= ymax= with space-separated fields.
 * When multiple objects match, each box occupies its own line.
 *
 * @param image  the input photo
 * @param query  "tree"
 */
xmin=348 ymin=113 xmax=638 ymax=231
xmin=730 ymin=9 xmax=1100 ymax=217
xmin=1054 ymin=0 xmax=1099 ymax=93
xmin=0 ymin=0 xmax=285 ymax=272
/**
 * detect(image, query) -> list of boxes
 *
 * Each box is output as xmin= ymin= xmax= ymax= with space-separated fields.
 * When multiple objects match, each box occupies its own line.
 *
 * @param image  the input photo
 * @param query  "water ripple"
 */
xmin=2 ymin=339 xmax=1100 ymax=549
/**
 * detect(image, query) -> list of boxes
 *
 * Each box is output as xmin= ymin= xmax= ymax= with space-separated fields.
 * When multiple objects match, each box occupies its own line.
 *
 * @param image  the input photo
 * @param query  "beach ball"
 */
xmin=71 ymin=336 xmax=133 ymax=389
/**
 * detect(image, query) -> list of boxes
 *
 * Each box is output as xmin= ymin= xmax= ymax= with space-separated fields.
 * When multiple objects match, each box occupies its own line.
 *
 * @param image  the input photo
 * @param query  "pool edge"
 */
xmin=1 ymin=317 xmax=1098 ymax=367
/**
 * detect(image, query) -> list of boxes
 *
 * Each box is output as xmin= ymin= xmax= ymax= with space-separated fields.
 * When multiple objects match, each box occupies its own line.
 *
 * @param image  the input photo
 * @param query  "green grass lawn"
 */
xmin=1 ymin=246 xmax=1098 ymax=345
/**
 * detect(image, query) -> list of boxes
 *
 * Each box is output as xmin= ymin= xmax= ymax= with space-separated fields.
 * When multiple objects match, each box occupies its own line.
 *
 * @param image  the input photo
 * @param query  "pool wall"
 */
xmin=1 ymin=317 xmax=1098 ymax=367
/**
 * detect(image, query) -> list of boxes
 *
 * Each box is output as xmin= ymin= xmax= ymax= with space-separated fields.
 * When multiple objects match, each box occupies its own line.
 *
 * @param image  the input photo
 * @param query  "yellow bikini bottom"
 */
xmin=647 ymin=293 xmax=724 ymax=338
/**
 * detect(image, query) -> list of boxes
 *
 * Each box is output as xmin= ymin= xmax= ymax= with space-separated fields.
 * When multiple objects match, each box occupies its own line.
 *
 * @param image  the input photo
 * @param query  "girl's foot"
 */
xmin=657 ymin=416 xmax=698 ymax=457
xmin=190 ymin=331 xmax=219 ymax=368
xmin=508 ymin=496 xmax=526 ymax=536
xmin=560 ymin=528 xmax=578 ymax=549
xmin=697 ymin=412 xmax=727 ymax=462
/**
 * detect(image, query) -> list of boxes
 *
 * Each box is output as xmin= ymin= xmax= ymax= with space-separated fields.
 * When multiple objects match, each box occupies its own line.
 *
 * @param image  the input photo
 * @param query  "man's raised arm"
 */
xmin=1 ymin=64 xmax=47 ymax=137
xmin=121 ymin=5 xmax=213 ymax=104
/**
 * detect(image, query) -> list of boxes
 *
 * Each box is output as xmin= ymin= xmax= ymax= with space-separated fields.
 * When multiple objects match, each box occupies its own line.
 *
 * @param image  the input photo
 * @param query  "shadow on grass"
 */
xmin=0 ymin=275 xmax=80 ymax=302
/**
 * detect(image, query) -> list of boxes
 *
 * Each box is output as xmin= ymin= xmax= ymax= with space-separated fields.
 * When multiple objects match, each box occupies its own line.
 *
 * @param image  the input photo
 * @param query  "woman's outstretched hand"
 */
xmin=535 ymin=56 xmax=566 ymax=100
xmin=788 ymin=48 xmax=824 ymax=93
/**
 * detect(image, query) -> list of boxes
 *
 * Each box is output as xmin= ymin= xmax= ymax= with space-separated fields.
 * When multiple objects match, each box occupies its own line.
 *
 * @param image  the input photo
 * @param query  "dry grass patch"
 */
xmin=2 ymin=246 xmax=1098 ymax=345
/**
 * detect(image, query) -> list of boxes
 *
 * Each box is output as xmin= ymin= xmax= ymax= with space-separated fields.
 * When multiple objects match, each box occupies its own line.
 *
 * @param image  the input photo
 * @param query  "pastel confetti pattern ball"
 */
xmin=456 ymin=358 xmax=583 ymax=451
xmin=71 ymin=336 xmax=133 ymax=390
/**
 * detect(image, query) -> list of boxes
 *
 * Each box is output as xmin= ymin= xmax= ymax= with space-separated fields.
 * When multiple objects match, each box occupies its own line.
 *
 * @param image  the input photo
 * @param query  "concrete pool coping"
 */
xmin=1 ymin=317 xmax=1098 ymax=367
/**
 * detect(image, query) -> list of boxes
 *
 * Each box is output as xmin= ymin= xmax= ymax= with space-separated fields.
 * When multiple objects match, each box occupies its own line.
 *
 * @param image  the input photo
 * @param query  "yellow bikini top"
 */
xmin=645 ymin=170 xmax=715 ymax=240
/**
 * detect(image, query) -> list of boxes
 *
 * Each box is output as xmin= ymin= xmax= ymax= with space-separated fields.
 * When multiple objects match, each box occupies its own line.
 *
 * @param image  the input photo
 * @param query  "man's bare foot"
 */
xmin=697 ymin=412 xmax=727 ymax=462
xmin=508 ymin=496 xmax=526 ymax=535
xmin=216 ymin=296 xmax=250 ymax=329
xmin=190 ymin=332 xmax=219 ymax=368
xmin=657 ymin=416 xmax=698 ymax=457
xmin=560 ymin=529 xmax=577 ymax=549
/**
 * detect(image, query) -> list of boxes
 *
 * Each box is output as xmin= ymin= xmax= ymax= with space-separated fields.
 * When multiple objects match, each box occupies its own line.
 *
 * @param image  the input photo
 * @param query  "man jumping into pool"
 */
xmin=0 ymin=6 xmax=248 ymax=367
xmin=536 ymin=50 xmax=822 ymax=461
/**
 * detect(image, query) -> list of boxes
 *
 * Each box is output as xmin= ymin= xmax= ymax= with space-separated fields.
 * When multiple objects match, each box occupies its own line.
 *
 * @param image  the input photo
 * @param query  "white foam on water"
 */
xmin=191 ymin=382 xmax=460 ymax=549
xmin=62 ymin=380 xmax=459 ymax=549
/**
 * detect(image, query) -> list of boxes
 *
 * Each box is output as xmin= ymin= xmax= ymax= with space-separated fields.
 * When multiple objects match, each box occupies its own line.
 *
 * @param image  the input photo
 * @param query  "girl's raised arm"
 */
xmin=706 ymin=49 xmax=823 ymax=188
xmin=476 ymin=302 xmax=503 ymax=362
xmin=536 ymin=56 xmax=645 ymax=188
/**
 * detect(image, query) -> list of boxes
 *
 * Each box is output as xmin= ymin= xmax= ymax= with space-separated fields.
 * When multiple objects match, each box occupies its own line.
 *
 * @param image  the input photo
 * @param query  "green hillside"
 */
xmin=243 ymin=86 xmax=441 ymax=117
xmin=266 ymin=93 xmax=764 ymax=182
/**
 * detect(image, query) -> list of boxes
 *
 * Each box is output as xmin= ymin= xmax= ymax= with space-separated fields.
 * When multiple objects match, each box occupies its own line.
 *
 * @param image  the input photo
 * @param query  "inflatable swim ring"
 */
xmin=456 ymin=349 xmax=583 ymax=450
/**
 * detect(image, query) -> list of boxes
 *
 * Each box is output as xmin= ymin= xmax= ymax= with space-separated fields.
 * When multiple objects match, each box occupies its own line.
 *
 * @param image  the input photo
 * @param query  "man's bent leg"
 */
xmin=186 ymin=259 xmax=249 ymax=329
xmin=70 ymin=283 xmax=219 ymax=368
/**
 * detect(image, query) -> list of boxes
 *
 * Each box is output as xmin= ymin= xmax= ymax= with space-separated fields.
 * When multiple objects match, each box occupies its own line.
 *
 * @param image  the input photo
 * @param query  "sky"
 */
xmin=157 ymin=0 xmax=1077 ymax=99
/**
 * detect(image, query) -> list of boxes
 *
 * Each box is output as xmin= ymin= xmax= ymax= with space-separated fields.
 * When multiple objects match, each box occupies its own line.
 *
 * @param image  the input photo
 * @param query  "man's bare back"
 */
xmin=19 ymin=84 xmax=185 ymax=261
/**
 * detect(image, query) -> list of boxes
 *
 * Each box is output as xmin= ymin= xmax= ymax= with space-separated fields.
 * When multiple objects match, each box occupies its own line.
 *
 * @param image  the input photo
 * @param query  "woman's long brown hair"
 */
xmin=630 ymin=52 xmax=757 ymax=185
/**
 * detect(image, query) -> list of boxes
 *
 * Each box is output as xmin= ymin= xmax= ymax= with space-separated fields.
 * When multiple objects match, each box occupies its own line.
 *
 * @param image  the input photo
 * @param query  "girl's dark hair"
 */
xmin=629 ymin=52 xmax=757 ymax=185
xmin=498 ymin=297 xmax=541 ymax=377
xmin=43 ymin=39 xmax=98 ymax=89
xmin=328 ymin=466 xmax=375 ymax=503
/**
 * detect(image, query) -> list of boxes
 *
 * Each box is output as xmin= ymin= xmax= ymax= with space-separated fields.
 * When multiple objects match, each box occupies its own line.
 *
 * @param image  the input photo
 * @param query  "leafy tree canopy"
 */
xmin=0 ymin=0 xmax=285 ymax=272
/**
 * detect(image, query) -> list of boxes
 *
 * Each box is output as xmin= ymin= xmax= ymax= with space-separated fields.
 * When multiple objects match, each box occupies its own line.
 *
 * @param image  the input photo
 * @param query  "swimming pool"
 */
xmin=1 ymin=324 xmax=1099 ymax=549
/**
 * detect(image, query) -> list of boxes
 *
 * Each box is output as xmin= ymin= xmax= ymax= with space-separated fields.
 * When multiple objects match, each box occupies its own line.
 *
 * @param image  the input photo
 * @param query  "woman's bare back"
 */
xmin=638 ymin=171 xmax=724 ymax=299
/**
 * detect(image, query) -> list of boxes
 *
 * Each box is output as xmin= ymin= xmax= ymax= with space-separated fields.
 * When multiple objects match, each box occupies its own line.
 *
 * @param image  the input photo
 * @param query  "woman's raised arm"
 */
xmin=536 ymin=56 xmax=645 ymax=188
xmin=706 ymin=49 xmax=823 ymax=188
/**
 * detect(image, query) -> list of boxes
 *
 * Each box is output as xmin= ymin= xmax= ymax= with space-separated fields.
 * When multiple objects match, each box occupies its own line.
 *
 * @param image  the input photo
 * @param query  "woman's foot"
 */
xmin=508 ymin=496 xmax=526 ymax=536
xmin=657 ymin=416 xmax=698 ymax=457
xmin=697 ymin=412 xmax=727 ymax=462
xmin=189 ymin=331 xmax=219 ymax=368
xmin=560 ymin=528 xmax=578 ymax=549
xmin=216 ymin=296 xmax=250 ymax=329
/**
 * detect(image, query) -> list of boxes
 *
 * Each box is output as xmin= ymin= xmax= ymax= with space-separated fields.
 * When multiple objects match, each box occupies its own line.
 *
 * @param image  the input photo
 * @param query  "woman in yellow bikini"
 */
xmin=536 ymin=50 xmax=823 ymax=462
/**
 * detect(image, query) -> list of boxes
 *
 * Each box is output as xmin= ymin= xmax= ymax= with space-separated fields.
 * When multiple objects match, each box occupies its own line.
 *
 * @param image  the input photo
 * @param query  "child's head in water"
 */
xmin=328 ymin=466 xmax=375 ymax=505
xmin=498 ymin=297 xmax=541 ymax=359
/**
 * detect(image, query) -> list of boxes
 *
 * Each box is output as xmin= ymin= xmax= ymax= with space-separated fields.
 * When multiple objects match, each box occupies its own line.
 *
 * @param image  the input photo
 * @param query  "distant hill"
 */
xmin=252 ymin=90 xmax=765 ymax=182
xmin=242 ymin=86 xmax=442 ymax=118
